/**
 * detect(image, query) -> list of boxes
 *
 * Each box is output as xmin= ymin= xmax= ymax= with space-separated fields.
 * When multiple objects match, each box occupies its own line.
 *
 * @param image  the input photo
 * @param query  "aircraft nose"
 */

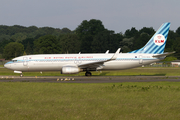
xmin=4 ymin=64 xmax=7 ymax=68
xmin=4 ymin=63 xmax=10 ymax=69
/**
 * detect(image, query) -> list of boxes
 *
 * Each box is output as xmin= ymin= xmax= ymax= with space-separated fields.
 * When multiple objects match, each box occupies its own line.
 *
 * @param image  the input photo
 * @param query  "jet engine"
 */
xmin=61 ymin=66 xmax=80 ymax=74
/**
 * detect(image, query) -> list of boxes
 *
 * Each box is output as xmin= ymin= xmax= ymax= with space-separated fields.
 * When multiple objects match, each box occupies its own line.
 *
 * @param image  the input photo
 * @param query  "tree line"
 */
xmin=0 ymin=19 xmax=180 ymax=60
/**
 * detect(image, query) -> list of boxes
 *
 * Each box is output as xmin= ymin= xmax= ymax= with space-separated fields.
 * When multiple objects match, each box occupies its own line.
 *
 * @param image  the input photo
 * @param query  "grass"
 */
xmin=1 ymin=67 xmax=180 ymax=76
xmin=0 ymin=82 xmax=180 ymax=119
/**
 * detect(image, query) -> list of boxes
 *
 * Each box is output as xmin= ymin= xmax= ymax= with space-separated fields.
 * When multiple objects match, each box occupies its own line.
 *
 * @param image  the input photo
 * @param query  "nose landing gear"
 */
xmin=20 ymin=74 xmax=23 ymax=77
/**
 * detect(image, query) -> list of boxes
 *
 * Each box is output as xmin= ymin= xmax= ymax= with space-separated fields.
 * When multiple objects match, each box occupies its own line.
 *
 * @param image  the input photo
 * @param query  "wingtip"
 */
xmin=110 ymin=48 xmax=121 ymax=60
xmin=116 ymin=48 xmax=121 ymax=53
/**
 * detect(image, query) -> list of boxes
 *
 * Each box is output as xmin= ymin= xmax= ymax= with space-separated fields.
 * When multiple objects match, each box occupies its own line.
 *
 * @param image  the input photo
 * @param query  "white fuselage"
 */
xmin=4 ymin=53 xmax=162 ymax=72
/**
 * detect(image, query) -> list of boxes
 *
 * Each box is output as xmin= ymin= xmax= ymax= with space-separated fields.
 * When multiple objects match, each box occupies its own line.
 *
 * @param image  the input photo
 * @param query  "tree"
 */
xmin=3 ymin=42 xmax=24 ymax=60
xmin=0 ymin=38 xmax=14 ymax=54
xmin=27 ymin=26 xmax=38 ymax=33
xmin=130 ymin=27 xmax=155 ymax=50
xmin=34 ymin=35 xmax=60 ymax=54
xmin=165 ymin=30 xmax=176 ymax=52
xmin=11 ymin=33 xmax=27 ymax=42
xmin=124 ymin=27 xmax=138 ymax=38
xmin=120 ymin=37 xmax=134 ymax=52
xmin=59 ymin=34 xmax=80 ymax=53
xmin=61 ymin=28 xmax=71 ymax=33
xmin=91 ymin=30 xmax=122 ymax=53
xmin=162 ymin=56 xmax=177 ymax=61
xmin=76 ymin=19 xmax=105 ymax=53
xmin=26 ymin=42 xmax=33 ymax=55
xmin=139 ymin=27 xmax=155 ymax=36
xmin=21 ymin=38 xmax=35 ymax=54
xmin=173 ymin=37 xmax=180 ymax=59
xmin=0 ymin=34 xmax=11 ymax=42
xmin=132 ymin=33 xmax=150 ymax=50
xmin=176 ymin=27 xmax=180 ymax=37
xmin=91 ymin=30 xmax=109 ymax=53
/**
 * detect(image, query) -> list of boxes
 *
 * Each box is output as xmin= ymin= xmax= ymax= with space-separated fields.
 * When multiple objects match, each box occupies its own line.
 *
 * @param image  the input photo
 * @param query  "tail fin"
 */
xmin=129 ymin=22 xmax=170 ymax=54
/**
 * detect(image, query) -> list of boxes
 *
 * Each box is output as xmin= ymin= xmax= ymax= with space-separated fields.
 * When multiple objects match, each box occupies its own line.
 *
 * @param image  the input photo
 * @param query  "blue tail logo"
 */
xmin=129 ymin=22 xmax=170 ymax=54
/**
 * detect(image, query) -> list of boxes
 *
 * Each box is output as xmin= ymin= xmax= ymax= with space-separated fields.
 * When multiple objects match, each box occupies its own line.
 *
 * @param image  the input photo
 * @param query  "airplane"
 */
xmin=4 ymin=22 xmax=175 ymax=77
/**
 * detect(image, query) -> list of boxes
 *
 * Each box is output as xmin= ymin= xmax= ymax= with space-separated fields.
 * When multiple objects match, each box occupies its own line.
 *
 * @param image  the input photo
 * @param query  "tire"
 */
xmin=85 ymin=72 xmax=92 ymax=76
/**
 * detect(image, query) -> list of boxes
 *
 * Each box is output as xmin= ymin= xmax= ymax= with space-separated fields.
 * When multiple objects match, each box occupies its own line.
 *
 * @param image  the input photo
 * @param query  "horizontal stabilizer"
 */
xmin=153 ymin=51 xmax=175 ymax=57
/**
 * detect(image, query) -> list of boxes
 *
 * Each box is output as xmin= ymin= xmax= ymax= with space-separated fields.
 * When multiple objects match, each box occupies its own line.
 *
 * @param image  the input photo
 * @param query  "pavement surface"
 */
xmin=0 ymin=76 xmax=180 ymax=83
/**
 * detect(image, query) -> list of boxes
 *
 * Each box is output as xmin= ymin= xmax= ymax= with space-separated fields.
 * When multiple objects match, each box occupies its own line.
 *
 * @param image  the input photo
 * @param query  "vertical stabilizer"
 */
xmin=129 ymin=22 xmax=170 ymax=54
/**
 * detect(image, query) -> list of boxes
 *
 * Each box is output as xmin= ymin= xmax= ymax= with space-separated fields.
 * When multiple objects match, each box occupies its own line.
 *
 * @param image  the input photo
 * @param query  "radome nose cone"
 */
xmin=4 ymin=64 xmax=9 ymax=69
xmin=4 ymin=64 xmax=7 ymax=68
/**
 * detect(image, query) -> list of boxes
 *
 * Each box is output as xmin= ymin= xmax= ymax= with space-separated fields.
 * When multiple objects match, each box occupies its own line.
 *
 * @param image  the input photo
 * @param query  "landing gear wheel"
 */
xmin=85 ymin=71 xmax=92 ymax=76
xmin=20 ymin=74 xmax=23 ymax=77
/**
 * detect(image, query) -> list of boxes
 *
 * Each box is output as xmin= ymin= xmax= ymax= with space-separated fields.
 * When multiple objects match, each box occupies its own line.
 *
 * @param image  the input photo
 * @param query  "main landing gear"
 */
xmin=85 ymin=71 xmax=92 ymax=76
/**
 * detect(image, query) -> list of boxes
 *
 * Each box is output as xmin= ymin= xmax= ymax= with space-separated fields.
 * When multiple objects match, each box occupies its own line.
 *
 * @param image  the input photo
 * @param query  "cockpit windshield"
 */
xmin=12 ymin=60 xmax=17 ymax=62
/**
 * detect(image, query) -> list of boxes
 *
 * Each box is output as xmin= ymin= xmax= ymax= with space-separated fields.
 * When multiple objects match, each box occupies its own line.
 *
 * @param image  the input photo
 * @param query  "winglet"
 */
xmin=105 ymin=50 xmax=109 ymax=54
xmin=78 ymin=48 xmax=120 ymax=68
xmin=110 ymin=48 xmax=121 ymax=60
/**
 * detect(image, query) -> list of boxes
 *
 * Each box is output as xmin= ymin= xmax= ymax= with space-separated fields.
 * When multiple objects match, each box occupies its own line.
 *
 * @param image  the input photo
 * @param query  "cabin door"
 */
xmin=23 ymin=57 xmax=28 ymax=66
xmin=139 ymin=55 xmax=143 ymax=64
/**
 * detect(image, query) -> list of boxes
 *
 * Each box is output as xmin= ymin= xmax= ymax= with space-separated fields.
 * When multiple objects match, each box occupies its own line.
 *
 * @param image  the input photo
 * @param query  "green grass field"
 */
xmin=1 ymin=82 xmax=180 ymax=120
xmin=1 ymin=67 xmax=180 ymax=119
xmin=1 ymin=67 xmax=180 ymax=76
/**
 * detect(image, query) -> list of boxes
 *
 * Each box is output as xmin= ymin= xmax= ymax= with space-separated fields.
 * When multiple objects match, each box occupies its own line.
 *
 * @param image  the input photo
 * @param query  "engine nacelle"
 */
xmin=14 ymin=70 xmax=22 ymax=73
xmin=61 ymin=66 xmax=80 ymax=74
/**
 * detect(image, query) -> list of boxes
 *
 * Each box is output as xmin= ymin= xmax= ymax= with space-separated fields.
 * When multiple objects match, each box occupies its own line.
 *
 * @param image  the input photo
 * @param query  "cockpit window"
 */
xmin=12 ymin=60 xmax=17 ymax=62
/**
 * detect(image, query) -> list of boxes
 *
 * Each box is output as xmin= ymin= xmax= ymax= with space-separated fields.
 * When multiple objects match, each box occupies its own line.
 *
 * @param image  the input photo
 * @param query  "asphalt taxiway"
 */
xmin=0 ymin=76 xmax=180 ymax=83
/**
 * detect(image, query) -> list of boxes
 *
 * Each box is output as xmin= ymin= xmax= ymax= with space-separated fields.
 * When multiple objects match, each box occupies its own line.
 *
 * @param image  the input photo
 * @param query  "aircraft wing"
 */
xmin=78 ymin=48 xmax=121 ymax=69
xmin=153 ymin=51 xmax=175 ymax=57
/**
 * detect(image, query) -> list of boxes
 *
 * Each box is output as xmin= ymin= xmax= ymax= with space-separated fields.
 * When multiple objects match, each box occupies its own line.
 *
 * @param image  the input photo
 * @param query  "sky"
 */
xmin=0 ymin=0 xmax=179 ymax=33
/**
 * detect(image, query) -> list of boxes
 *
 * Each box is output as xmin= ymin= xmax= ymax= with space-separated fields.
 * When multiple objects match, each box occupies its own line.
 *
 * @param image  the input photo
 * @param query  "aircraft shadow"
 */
xmin=96 ymin=73 xmax=166 ymax=76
